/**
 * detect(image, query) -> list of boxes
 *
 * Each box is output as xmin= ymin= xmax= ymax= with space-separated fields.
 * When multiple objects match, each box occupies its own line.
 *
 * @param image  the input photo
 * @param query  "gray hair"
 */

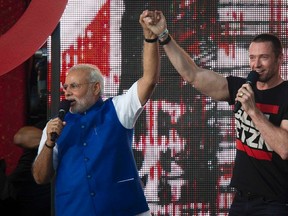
xmin=68 ymin=64 xmax=104 ymax=95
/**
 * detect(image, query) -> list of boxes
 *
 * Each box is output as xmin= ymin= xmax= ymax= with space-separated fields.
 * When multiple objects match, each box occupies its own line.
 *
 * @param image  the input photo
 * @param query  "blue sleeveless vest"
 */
xmin=54 ymin=98 xmax=149 ymax=216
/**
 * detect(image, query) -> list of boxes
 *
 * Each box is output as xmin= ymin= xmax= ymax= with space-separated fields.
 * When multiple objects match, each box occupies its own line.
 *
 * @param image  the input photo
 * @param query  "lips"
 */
xmin=67 ymin=100 xmax=76 ymax=106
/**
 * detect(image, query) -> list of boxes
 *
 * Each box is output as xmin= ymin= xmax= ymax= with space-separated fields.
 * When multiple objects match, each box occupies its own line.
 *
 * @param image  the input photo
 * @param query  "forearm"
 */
xmin=143 ymin=40 xmax=160 ymax=85
xmin=32 ymin=143 xmax=55 ymax=184
xmin=163 ymin=36 xmax=199 ymax=84
xmin=138 ymin=40 xmax=160 ymax=105
xmin=249 ymin=109 xmax=288 ymax=159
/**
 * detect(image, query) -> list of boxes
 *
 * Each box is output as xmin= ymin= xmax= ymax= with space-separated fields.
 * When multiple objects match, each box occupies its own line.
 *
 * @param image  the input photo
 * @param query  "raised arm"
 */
xmin=142 ymin=10 xmax=229 ymax=102
xmin=137 ymin=10 xmax=160 ymax=106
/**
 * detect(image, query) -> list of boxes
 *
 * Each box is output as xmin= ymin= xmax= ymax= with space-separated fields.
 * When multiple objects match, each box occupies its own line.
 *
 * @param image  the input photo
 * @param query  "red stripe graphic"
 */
xmin=256 ymin=103 xmax=279 ymax=114
xmin=236 ymin=139 xmax=272 ymax=161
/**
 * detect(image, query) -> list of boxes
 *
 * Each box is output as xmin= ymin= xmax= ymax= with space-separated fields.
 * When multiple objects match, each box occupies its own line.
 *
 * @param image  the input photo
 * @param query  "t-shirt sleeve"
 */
xmin=226 ymin=76 xmax=246 ymax=105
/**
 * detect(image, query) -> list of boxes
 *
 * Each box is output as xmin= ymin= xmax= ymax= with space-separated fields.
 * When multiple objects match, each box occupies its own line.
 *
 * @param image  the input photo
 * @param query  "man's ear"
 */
xmin=93 ymin=82 xmax=101 ymax=95
xmin=278 ymin=53 xmax=284 ymax=65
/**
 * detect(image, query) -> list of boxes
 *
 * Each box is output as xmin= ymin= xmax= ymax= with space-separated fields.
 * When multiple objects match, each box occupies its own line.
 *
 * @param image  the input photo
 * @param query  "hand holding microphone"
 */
xmin=233 ymin=71 xmax=259 ymax=113
xmin=50 ymin=100 xmax=71 ymax=142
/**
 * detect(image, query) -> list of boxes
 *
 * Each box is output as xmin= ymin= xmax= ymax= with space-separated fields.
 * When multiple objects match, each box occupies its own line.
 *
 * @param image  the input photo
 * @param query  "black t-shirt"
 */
xmin=227 ymin=76 xmax=288 ymax=202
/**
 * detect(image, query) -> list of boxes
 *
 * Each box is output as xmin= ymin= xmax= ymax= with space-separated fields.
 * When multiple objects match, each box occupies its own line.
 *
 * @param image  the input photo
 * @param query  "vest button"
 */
xmin=90 ymin=192 xmax=95 ymax=196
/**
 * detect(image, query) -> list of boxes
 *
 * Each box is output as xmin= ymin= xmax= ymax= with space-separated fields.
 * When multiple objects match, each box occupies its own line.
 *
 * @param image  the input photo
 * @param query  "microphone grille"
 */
xmin=59 ymin=100 xmax=71 ymax=113
xmin=247 ymin=70 xmax=259 ymax=85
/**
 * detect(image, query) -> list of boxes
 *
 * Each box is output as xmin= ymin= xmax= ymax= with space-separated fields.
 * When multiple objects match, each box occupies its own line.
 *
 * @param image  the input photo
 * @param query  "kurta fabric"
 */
xmin=227 ymin=76 xmax=288 ymax=203
xmin=54 ymin=97 xmax=149 ymax=216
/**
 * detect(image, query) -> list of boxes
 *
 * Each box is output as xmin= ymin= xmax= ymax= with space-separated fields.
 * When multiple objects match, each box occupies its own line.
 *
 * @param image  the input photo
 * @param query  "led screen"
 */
xmin=47 ymin=0 xmax=288 ymax=215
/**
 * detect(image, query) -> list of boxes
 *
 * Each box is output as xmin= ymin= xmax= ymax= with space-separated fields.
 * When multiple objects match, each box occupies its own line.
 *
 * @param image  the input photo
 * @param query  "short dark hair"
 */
xmin=251 ymin=33 xmax=283 ymax=57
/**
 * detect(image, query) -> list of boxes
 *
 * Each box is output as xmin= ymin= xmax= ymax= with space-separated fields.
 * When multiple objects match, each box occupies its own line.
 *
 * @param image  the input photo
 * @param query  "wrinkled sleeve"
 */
xmin=112 ymin=81 xmax=144 ymax=129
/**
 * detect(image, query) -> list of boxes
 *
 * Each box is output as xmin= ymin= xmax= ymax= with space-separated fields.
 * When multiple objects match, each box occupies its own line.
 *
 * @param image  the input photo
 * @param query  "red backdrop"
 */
xmin=0 ymin=0 xmax=30 ymax=174
xmin=0 ymin=0 xmax=68 ymax=174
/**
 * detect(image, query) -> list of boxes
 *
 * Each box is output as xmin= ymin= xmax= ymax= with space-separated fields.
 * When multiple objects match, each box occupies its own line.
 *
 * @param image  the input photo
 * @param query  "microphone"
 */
xmin=233 ymin=71 xmax=259 ymax=113
xmin=51 ymin=100 xmax=71 ymax=142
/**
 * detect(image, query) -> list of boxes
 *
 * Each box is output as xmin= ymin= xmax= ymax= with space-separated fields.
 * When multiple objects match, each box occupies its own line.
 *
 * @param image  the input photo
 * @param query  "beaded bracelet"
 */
xmin=45 ymin=142 xmax=55 ymax=149
xmin=144 ymin=37 xmax=158 ymax=43
xmin=158 ymin=29 xmax=169 ymax=40
xmin=159 ymin=34 xmax=171 ymax=46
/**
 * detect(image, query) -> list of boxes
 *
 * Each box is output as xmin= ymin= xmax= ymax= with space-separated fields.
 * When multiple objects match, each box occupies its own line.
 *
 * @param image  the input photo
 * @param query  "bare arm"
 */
xmin=162 ymin=38 xmax=229 ymax=101
xmin=32 ymin=144 xmax=55 ymax=184
xmin=13 ymin=126 xmax=42 ymax=149
xmin=250 ymin=109 xmax=288 ymax=159
xmin=143 ymin=10 xmax=229 ymax=101
xmin=32 ymin=119 xmax=62 ymax=184
xmin=137 ymin=10 xmax=160 ymax=106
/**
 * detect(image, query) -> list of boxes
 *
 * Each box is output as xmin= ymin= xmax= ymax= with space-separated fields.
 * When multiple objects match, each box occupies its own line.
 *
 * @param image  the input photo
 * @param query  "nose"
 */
xmin=63 ymin=88 xmax=72 ymax=97
xmin=255 ymin=58 xmax=262 ymax=68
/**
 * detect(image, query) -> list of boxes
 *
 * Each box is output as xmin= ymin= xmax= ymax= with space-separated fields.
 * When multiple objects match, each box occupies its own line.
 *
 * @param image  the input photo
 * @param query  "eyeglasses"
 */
xmin=62 ymin=82 xmax=96 ymax=91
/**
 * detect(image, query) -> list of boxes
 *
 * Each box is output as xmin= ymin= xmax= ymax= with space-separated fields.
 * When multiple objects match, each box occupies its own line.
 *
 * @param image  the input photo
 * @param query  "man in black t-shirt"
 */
xmin=143 ymin=10 xmax=288 ymax=215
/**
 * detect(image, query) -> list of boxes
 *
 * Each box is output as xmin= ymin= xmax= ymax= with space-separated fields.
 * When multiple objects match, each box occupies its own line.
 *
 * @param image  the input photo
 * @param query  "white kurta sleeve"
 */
xmin=37 ymin=123 xmax=58 ymax=169
xmin=112 ymin=81 xmax=144 ymax=129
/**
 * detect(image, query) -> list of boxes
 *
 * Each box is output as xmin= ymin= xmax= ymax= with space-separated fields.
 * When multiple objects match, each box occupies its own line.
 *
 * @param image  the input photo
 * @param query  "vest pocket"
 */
xmin=112 ymin=178 xmax=145 ymax=212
